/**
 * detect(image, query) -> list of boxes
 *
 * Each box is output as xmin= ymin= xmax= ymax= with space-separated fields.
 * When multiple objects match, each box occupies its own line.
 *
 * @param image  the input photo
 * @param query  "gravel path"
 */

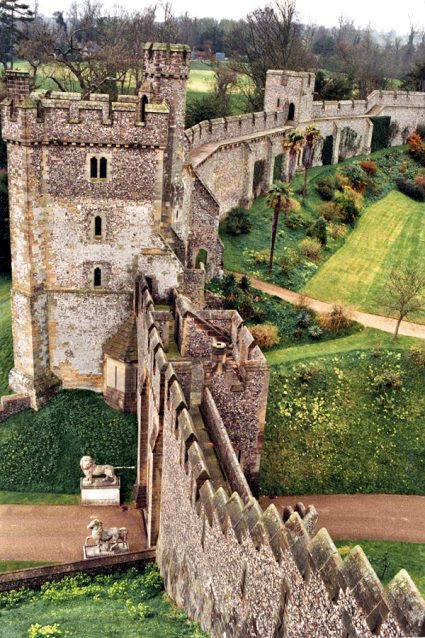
xmin=259 ymin=494 xmax=425 ymax=542
xmin=234 ymin=274 xmax=425 ymax=339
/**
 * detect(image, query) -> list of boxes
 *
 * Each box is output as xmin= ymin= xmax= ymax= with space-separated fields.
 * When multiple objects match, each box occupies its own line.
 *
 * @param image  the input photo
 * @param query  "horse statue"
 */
xmin=86 ymin=518 xmax=128 ymax=553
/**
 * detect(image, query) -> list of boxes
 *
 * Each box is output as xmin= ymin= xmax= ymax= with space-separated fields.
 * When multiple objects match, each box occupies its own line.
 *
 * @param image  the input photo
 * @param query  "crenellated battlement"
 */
xmin=185 ymin=109 xmax=290 ymax=159
xmin=134 ymin=275 xmax=425 ymax=638
xmin=1 ymin=88 xmax=170 ymax=147
xmin=143 ymin=42 xmax=191 ymax=80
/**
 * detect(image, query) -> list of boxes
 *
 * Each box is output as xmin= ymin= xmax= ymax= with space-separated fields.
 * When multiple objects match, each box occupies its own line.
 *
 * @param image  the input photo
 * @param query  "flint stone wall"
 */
xmin=132 ymin=277 xmax=425 ymax=638
xmin=156 ymin=350 xmax=425 ymax=638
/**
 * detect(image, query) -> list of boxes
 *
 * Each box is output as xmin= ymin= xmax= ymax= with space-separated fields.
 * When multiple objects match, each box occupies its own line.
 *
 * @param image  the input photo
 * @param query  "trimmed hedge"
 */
xmin=395 ymin=178 xmax=425 ymax=202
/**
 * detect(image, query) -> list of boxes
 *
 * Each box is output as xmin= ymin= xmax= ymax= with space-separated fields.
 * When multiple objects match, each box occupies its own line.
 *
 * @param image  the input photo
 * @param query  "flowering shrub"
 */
xmin=28 ymin=625 xmax=62 ymax=638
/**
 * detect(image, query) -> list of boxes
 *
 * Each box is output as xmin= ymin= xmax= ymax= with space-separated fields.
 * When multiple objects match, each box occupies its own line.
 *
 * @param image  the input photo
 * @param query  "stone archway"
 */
xmin=288 ymin=102 xmax=295 ymax=121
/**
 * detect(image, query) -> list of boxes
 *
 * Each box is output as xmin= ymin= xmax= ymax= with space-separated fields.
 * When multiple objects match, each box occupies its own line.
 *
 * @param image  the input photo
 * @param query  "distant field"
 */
xmin=303 ymin=191 xmax=425 ymax=323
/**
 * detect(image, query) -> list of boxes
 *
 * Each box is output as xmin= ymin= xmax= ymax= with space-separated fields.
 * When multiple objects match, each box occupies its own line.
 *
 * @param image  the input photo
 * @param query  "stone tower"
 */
xmin=2 ymin=67 xmax=185 ymax=408
xmin=264 ymin=69 xmax=315 ymax=123
xmin=141 ymin=42 xmax=191 ymax=226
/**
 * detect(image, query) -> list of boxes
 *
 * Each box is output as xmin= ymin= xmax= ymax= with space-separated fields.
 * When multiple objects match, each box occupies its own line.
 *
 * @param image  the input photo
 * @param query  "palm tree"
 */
xmin=266 ymin=180 xmax=293 ymax=273
xmin=286 ymin=129 xmax=305 ymax=183
xmin=302 ymin=124 xmax=322 ymax=202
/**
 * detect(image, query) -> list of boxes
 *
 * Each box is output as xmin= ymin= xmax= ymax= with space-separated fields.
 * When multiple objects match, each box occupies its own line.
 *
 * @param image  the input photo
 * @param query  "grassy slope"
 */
xmin=0 ymin=276 xmax=13 ymax=395
xmin=0 ymin=280 xmax=137 ymax=502
xmin=261 ymin=346 xmax=425 ymax=496
xmin=304 ymin=191 xmax=425 ymax=323
xmin=336 ymin=541 xmax=425 ymax=597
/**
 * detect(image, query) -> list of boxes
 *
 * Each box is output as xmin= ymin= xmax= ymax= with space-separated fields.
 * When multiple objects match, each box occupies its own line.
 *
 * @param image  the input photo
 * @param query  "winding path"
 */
xmin=233 ymin=273 xmax=425 ymax=340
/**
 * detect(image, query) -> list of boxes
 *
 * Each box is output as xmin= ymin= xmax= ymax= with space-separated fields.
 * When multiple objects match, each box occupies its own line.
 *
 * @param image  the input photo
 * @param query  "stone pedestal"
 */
xmin=80 ymin=478 xmax=121 ymax=506
xmin=83 ymin=539 xmax=129 ymax=559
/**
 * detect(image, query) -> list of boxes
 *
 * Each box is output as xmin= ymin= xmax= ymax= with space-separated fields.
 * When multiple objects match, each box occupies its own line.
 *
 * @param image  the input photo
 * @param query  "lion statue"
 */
xmin=80 ymin=455 xmax=117 ymax=486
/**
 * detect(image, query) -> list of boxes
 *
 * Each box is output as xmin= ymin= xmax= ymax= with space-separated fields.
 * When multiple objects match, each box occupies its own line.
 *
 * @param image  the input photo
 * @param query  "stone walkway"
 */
xmin=0 ymin=505 xmax=147 ymax=562
xmin=259 ymin=494 xmax=425 ymax=542
xmin=232 ymin=273 xmax=425 ymax=340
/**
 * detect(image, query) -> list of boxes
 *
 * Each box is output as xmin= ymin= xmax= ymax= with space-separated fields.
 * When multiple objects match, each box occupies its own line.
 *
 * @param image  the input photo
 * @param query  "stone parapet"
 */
xmin=1 ymin=91 xmax=169 ymax=147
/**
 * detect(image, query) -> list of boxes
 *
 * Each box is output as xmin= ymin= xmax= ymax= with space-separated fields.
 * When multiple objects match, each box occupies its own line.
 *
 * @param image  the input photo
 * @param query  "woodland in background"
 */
xmin=0 ymin=0 xmax=425 ymax=272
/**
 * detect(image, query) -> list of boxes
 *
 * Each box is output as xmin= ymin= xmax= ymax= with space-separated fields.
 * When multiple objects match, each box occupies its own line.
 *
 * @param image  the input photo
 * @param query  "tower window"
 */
xmin=88 ymin=155 xmax=110 ymax=181
xmin=277 ymin=98 xmax=280 ymax=108
xmin=140 ymin=95 xmax=148 ymax=123
xmin=99 ymin=157 xmax=107 ymax=179
xmin=94 ymin=216 xmax=102 ymax=238
xmin=90 ymin=156 xmax=98 ymax=178
xmin=94 ymin=267 xmax=102 ymax=287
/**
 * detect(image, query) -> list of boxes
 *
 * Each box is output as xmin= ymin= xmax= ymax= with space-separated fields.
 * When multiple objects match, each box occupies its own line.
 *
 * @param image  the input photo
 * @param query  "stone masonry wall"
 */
xmin=131 ymin=277 xmax=425 ymax=638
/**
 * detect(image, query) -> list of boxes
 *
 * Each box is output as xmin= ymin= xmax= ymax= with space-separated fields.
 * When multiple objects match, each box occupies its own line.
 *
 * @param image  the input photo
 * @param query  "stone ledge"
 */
xmin=0 ymin=549 xmax=156 ymax=592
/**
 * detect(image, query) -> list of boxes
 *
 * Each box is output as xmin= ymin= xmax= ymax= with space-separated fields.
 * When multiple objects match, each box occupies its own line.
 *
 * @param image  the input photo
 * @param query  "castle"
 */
xmin=2 ymin=43 xmax=425 ymax=636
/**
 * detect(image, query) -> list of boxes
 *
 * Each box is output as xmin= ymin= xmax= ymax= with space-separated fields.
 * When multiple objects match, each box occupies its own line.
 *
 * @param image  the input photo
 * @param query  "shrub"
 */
xmin=309 ymin=217 xmax=327 ymax=245
xmin=295 ymin=365 xmax=319 ymax=383
xmin=414 ymin=174 xmax=425 ymax=189
xmin=279 ymin=247 xmax=302 ymax=274
xmin=308 ymin=324 xmax=323 ymax=339
xmin=283 ymin=212 xmax=303 ymax=229
xmin=339 ymin=164 xmax=368 ymax=192
xmin=239 ymin=275 xmax=250 ymax=292
xmin=395 ymin=178 xmax=425 ymax=202
xmin=409 ymin=345 xmax=425 ymax=366
xmin=320 ymin=201 xmax=340 ymax=223
xmin=360 ymin=160 xmax=378 ymax=177
xmin=328 ymin=223 xmax=348 ymax=240
xmin=224 ymin=207 xmax=252 ymax=235
xmin=249 ymin=323 xmax=280 ymax=348
xmin=296 ymin=310 xmax=311 ymax=328
xmin=299 ymin=237 xmax=322 ymax=261
xmin=334 ymin=187 xmax=363 ymax=224
xmin=316 ymin=175 xmax=337 ymax=201
xmin=317 ymin=305 xmax=351 ymax=332
xmin=248 ymin=249 xmax=269 ymax=265
xmin=417 ymin=124 xmax=425 ymax=141
xmin=370 ymin=371 xmax=402 ymax=391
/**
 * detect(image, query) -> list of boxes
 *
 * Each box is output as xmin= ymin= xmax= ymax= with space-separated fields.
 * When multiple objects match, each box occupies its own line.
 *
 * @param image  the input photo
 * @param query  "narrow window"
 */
xmin=277 ymin=98 xmax=281 ymax=108
xmin=114 ymin=365 xmax=118 ymax=389
xmin=94 ymin=267 xmax=102 ymax=287
xmin=140 ymin=95 xmax=148 ymax=123
xmin=94 ymin=216 xmax=102 ymax=238
xmin=99 ymin=157 xmax=107 ymax=179
xmin=90 ymin=156 xmax=98 ymax=178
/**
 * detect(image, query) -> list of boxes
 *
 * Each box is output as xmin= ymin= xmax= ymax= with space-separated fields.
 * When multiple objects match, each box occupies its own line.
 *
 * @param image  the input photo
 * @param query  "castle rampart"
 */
xmin=132 ymin=277 xmax=425 ymax=638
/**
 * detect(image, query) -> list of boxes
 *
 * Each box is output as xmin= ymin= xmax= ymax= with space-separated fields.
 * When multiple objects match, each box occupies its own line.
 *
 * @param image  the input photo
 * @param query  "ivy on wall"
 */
xmin=370 ymin=116 xmax=392 ymax=152
xmin=322 ymin=135 xmax=334 ymax=165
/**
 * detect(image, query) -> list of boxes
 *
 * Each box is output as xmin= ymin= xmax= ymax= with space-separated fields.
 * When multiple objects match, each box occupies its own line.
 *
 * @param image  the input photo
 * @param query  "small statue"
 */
xmin=86 ymin=518 xmax=128 ymax=553
xmin=80 ymin=455 xmax=117 ymax=486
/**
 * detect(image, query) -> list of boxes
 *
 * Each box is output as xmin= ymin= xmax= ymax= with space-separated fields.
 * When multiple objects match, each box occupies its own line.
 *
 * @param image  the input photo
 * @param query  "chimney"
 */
xmin=5 ymin=70 xmax=30 ymax=104
xmin=212 ymin=341 xmax=227 ymax=374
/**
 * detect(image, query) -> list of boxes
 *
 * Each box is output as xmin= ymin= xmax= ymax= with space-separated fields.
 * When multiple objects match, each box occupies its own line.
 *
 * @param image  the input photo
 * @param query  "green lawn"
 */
xmin=0 ymin=561 xmax=52 ymax=573
xmin=304 ymin=190 xmax=425 ymax=323
xmin=265 ymin=328 xmax=419 ymax=366
xmin=336 ymin=541 xmax=425 ymax=597
xmin=0 ymin=491 xmax=80 ymax=505
xmin=0 ymin=566 xmax=207 ymax=638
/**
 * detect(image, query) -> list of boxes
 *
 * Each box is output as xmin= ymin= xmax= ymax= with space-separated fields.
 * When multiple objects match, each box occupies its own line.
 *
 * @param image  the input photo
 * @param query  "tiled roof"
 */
xmin=103 ymin=315 xmax=138 ymax=363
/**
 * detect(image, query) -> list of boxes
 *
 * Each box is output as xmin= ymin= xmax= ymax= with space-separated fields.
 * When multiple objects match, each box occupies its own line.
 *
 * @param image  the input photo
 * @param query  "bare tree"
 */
xmin=381 ymin=267 xmax=425 ymax=340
